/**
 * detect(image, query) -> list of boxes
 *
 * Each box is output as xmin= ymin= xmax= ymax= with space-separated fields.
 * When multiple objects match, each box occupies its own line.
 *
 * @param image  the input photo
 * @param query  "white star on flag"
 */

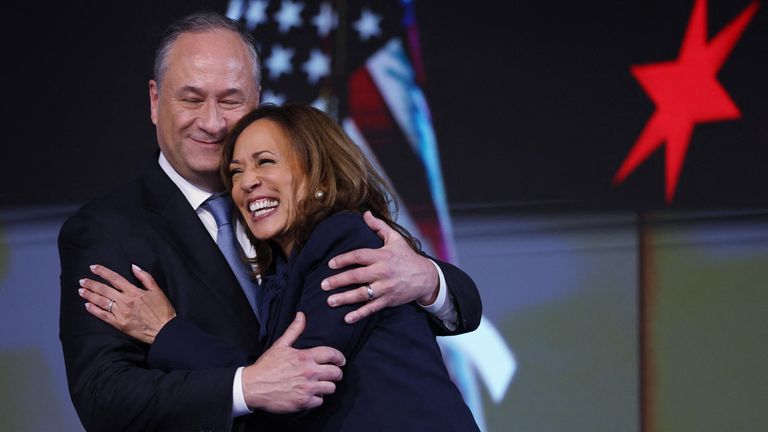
xmin=302 ymin=48 xmax=330 ymax=84
xmin=311 ymin=95 xmax=330 ymax=112
xmin=244 ymin=0 xmax=268 ymax=31
xmin=275 ymin=0 xmax=304 ymax=33
xmin=353 ymin=8 xmax=382 ymax=41
xmin=261 ymin=89 xmax=286 ymax=105
xmin=265 ymin=44 xmax=295 ymax=79
xmin=312 ymin=2 xmax=336 ymax=37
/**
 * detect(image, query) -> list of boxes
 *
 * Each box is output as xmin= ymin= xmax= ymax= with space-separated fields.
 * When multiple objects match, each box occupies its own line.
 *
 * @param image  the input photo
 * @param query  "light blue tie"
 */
xmin=203 ymin=194 xmax=265 ymax=326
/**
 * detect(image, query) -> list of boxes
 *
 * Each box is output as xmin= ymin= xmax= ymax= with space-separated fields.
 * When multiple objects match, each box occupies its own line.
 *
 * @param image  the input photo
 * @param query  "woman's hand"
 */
xmin=79 ymin=264 xmax=176 ymax=344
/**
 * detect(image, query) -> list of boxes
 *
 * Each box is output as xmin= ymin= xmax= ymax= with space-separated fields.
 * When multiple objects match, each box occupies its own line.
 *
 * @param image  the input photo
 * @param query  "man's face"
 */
xmin=150 ymin=30 xmax=260 ymax=191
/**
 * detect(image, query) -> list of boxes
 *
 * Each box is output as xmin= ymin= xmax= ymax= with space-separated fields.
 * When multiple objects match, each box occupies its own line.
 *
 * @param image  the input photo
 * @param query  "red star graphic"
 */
xmin=613 ymin=0 xmax=759 ymax=202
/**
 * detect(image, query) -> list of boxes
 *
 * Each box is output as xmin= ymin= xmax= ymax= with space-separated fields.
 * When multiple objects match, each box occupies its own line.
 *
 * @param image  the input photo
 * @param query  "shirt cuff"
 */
xmin=418 ymin=260 xmax=458 ymax=331
xmin=232 ymin=366 xmax=252 ymax=418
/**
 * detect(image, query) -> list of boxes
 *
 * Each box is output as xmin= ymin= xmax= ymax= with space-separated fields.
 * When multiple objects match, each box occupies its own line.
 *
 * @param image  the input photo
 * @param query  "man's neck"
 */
xmin=158 ymin=153 xmax=224 ymax=210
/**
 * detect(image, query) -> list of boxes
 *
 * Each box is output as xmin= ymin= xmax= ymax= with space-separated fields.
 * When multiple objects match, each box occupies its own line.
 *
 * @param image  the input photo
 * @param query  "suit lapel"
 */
xmin=140 ymin=163 xmax=263 ymax=348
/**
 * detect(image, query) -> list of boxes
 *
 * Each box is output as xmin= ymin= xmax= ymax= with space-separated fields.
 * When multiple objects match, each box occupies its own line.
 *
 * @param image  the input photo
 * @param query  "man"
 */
xmin=59 ymin=11 xmax=481 ymax=432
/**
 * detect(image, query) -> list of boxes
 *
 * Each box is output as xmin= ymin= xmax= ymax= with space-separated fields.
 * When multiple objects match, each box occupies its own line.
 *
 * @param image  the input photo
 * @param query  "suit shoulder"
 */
xmin=59 ymin=176 xmax=151 ymax=241
xmin=312 ymin=212 xmax=381 ymax=247
xmin=297 ymin=212 xmax=382 ymax=264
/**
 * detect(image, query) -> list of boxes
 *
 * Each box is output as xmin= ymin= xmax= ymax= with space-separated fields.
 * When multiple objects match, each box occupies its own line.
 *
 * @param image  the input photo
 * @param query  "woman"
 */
xmin=84 ymin=104 xmax=479 ymax=431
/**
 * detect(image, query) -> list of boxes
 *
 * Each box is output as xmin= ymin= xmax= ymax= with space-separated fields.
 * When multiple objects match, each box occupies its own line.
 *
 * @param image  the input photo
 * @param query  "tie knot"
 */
xmin=204 ymin=194 xmax=233 ymax=228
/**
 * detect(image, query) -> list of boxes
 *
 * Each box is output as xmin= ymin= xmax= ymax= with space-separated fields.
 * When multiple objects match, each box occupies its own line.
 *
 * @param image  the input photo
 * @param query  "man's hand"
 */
xmin=242 ymin=312 xmax=346 ymax=413
xmin=320 ymin=211 xmax=440 ymax=324
xmin=79 ymin=264 xmax=176 ymax=344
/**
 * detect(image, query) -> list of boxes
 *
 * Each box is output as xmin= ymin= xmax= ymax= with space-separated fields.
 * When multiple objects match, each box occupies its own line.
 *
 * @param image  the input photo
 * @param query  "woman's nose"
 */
xmin=240 ymin=170 xmax=261 ymax=191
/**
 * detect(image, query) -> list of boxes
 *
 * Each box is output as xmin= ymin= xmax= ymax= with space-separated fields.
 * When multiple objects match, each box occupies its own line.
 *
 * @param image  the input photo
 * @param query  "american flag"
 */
xmin=226 ymin=2 xmax=516 ymax=430
xmin=225 ymin=0 xmax=455 ymax=261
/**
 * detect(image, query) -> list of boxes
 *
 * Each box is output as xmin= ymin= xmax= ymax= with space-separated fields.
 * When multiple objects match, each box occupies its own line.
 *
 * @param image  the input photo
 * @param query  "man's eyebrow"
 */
xmin=219 ymin=88 xmax=246 ymax=98
xmin=177 ymin=85 xmax=204 ymax=95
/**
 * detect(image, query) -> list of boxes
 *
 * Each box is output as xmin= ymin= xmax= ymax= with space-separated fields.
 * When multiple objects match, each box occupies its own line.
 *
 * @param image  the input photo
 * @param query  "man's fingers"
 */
xmin=273 ymin=312 xmax=306 ymax=347
xmin=362 ymin=210 xmax=391 ymax=238
xmin=303 ymin=395 xmax=325 ymax=410
xmin=327 ymin=284 xmax=377 ymax=307
xmin=306 ymin=346 xmax=346 ymax=367
xmin=344 ymin=299 xmax=386 ymax=324
xmin=322 ymin=263 xmax=384 ymax=292
xmin=312 ymin=381 xmax=337 ymax=397
xmin=328 ymin=248 xmax=378 ymax=270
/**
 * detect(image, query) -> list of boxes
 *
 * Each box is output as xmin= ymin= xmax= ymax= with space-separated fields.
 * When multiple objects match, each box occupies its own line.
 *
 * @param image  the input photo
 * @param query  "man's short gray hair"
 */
xmin=153 ymin=11 xmax=261 ymax=89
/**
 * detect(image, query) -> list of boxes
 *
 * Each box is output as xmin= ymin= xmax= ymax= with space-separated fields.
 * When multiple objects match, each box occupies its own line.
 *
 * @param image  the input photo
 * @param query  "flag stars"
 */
xmin=302 ymin=48 xmax=330 ymax=84
xmin=265 ymin=44 xmax=295 ymax=80
xmin=244 ymin=0 xmax=268 ymax=31
xmin=354 ymin=8 xmax=382 ymax=41
xmin=313 ymin=2 xmax=336 ymax=37
xmin=311 ymin=95 xmax=329 ymax=112
xmin=275 ymin=0 xmax=304 ymax=33
xmin=261 ymin=89 xmax=286 ymax=106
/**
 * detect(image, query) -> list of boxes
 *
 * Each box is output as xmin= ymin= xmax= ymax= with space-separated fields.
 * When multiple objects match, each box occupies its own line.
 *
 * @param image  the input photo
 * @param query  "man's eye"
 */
xmin=220 ymin=100 xmax=243 ymax=110
xmin=181 ymin=98 xmax=203 ymax=104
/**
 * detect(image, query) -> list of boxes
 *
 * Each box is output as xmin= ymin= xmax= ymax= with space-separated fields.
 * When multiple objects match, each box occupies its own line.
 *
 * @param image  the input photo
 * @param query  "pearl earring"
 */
xmin=314 ymin=189 xmax=326 ymax=200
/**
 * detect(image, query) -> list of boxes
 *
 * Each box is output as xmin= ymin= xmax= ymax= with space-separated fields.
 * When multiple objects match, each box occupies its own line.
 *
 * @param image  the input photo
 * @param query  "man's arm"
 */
xmin=321 ymin=211 xmax=482 ymax=335
xmin=59 ymin=212 xmax=236 ymax=432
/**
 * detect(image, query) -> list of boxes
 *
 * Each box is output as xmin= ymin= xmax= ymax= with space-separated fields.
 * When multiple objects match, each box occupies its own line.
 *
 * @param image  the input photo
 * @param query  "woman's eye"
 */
xmin=258 ymin=159 xmax=275 ymax=166
xmin=229 ymin=168 xmax=242 ymax=177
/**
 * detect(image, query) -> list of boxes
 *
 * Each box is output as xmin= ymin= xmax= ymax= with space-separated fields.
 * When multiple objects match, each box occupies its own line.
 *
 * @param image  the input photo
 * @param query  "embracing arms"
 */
xmin=60 ymin=210 xmax=344 ymax=431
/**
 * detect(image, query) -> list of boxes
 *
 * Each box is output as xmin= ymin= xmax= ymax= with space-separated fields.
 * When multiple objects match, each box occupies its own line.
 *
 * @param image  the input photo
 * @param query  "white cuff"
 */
xmin=232 ymin=366 xmax=252 ymax=418
xmin=419 ymin=260 xmax=458 ymax=331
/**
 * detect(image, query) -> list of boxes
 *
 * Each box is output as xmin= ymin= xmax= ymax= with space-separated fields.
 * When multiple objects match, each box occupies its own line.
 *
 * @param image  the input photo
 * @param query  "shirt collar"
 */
xmin=158 ymin=152 xmax=217 ymax=211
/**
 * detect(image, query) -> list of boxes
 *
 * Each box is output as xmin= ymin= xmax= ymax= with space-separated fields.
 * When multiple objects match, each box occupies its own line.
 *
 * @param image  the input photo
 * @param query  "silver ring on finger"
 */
xmin=366 ymin=285 xmax=375 ymax=301
xmin=107 ymin=299 xmax=115 ymax=313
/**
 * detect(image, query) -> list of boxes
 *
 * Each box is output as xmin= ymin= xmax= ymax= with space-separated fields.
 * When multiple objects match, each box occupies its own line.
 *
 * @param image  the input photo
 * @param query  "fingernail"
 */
xmin=84 ymin=303 xmax=90 ymax=309
xmin=328 ymin=297 xmax=336 ymax=307
xmin=89 ymin=265 xmax=97 ymax=271
xmin=78 ymin=279 xmax=86 ymax=287
xmin=132 ymin=264 xmax=142 ymax=272
xmin=344 ymin=315 xmax=354 ymax=324
xmin=78 ymin=288 xmax=84 ymax=296
xmin=321 ymin=279 xmax=330 ymax=290
xmin=328 ymin=259 xmax=337 ymax=269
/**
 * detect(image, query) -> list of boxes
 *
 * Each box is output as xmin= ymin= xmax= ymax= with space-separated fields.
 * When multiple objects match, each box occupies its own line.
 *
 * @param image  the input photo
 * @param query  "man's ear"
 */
xmin=149 ymin=80 xmax=159 ymax=125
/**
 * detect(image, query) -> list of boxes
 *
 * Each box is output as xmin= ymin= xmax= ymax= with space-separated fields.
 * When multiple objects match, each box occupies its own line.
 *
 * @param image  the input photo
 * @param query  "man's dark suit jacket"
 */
xmin=58 ymin=160 xmax=482 ymax=432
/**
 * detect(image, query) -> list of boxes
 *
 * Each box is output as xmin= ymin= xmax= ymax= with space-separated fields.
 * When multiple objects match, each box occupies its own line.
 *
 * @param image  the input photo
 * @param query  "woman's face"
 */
xmin=229 ymin=119 xmax=307 ymax=255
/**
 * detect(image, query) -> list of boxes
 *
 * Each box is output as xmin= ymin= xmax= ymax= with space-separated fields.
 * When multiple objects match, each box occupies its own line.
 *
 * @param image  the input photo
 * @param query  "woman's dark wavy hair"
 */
xmin=220 ymin=103 xmax=421 ymax=272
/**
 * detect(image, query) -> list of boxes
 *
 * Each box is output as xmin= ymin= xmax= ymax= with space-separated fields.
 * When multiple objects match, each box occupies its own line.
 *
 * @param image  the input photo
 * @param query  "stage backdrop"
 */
xmin=2 ymin=1 xmax=767 ymax=431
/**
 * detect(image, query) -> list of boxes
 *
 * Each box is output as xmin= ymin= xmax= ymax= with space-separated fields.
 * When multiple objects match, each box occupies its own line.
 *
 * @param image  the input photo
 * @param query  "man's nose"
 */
xmin=198 ymin=101 xmax=226 ymax=136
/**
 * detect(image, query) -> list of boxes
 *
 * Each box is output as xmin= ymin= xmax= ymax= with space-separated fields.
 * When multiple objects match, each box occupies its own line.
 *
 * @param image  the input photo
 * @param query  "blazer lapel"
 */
xmin=140 ymin=163 xmax=263 ymax=349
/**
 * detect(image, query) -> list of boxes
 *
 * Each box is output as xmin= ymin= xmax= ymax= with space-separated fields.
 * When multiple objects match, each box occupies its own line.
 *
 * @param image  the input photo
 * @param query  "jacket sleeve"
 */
xmin=429 ymin=257 xmax=483 ymax=336
xmin=147 ymin=316 xmax=254 ymax=371
xmin=58 ymin=208 xmax=237 ymax=432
